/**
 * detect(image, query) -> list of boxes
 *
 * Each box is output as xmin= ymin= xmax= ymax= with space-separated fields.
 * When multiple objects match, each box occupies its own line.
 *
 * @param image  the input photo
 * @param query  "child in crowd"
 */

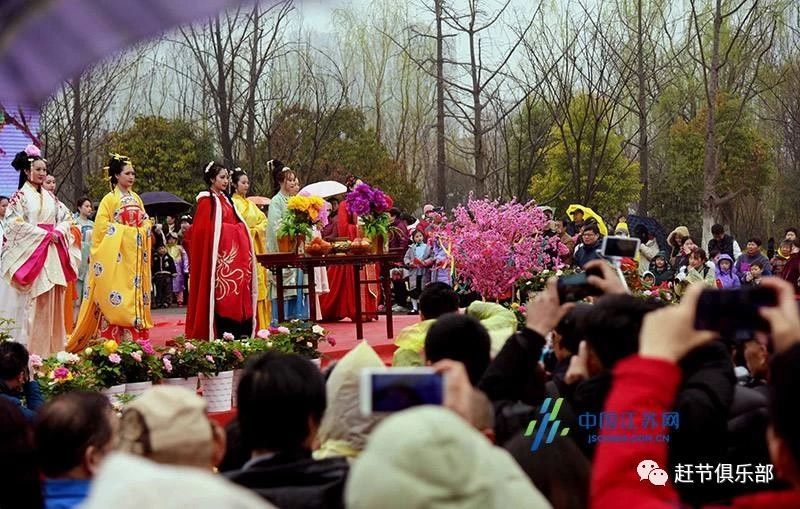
xmin=770 ymin=239 xmax=793 ymax=277
xmin=641 ymin=272 xmax=656 ymax=287
xmin=648 ymin=252 xmax=674 ymax=285
xmin=675 ymin=248 xmax=716 ymax=295
xmin=165 ymin=233 xmax=188 ymax=306
xmin=404 ymin=230 xmax=432 ymax=314
xmin=152 ymin=244 xmax=177 ymax=308
xmin=744 ymin=261 xmax=764 ymax=287
xmin=715 ymin=254 xmax=741 ymax=289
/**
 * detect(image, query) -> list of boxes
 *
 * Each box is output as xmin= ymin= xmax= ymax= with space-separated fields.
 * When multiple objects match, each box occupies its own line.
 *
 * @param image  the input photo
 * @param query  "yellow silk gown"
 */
xmin=232 ymin=194 xmax=270 ymax=329
xmin=67 ymin=188 xmax=153 ymax=352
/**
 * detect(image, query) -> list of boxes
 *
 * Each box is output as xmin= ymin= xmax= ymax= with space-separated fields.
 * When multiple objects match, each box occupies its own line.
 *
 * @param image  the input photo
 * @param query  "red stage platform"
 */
xmin=148 ymin=308 xmax=418 ymax=365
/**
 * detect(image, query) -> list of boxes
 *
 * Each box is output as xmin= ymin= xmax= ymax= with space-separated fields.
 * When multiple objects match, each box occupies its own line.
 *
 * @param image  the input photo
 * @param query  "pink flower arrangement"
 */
xmin=327 ymin=335 xmax=337 ymax=347
xmin=233 ymin=350 xmax=244 ymax=361
xmin=222 ymin=332 xmax=235 ymax=341
xmin=137 ymin=339 xmax=155 ymax=356
xmin=256 ymin=329 xmax=271 ymax=339
xmin=436 ymin=196 xmax=565 ymax=300
xmin=184 ymin=342 xmax=196 ymax=350
xmin=108 ymin=353 xmax=122 ymax=364
xmin=162 ymin=357 xmax=173 ymax=373
xmin=52 ymin=367 xmax=71 ymax=380
xmin=130 ymin=351 xmax=143 ymax=363
xmin=277 ymin=326 xmax=291 ymax=334
xmin=205 ymin=355 xmax=215 ymax=363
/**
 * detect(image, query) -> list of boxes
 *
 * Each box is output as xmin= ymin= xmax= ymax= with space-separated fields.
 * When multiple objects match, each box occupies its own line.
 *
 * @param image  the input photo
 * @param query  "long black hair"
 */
xmin=203 ymin=161 xmax=227 ymax=188
xmin=11 ymin=146 xmax=44 ymax=190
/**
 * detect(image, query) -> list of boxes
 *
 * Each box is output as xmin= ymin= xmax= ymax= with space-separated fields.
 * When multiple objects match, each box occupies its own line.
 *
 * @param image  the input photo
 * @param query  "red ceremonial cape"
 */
xmin=184 ymin=192 xmax=257 ymax=340
xmin=319 ymin=200 xmax=377 ymax=321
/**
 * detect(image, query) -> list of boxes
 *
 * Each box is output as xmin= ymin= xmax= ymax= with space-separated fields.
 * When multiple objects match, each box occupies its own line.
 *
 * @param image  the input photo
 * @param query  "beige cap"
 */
xmin=117 ymin=386 xmax=214 ymax=468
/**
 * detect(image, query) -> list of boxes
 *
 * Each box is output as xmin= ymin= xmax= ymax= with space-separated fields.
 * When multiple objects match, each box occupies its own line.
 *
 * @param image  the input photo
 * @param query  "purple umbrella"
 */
xmin=0 ymin=0 xmax=256 ymax=105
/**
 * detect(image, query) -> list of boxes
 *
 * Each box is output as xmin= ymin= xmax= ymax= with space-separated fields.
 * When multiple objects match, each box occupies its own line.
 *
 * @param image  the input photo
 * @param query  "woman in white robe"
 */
xmin=0 ymin=145 xmax=79 ymax=355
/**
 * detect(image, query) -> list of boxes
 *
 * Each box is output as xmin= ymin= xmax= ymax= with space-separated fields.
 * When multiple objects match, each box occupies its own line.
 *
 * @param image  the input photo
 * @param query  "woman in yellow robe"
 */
xmin=230 ymin=169 xmax=270 ymax=329
xmin=67 ymin=154 xmax=153 ymax=352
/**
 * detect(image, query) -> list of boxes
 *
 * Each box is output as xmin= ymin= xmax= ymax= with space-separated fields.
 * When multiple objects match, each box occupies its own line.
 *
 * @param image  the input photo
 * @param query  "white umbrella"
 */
xmin=300 ymin=181 xmax=347 ymax=198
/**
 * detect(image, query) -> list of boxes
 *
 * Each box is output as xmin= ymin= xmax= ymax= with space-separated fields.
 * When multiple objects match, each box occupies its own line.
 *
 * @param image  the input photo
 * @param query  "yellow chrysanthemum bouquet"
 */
xmin=277 ymin=194 xmax=330 ymax=240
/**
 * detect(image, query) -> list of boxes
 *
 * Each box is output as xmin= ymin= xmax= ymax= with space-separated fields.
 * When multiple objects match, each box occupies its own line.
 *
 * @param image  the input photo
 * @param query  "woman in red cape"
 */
xmin=319 ymin=177 xmax=378 ymax=322
xmin=184 ymin=162 xmax=257 ymax=340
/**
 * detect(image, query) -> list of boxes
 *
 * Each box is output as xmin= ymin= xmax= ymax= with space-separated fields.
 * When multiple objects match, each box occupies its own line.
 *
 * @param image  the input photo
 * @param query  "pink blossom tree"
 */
xmin=435 ymin=196 xmax=567 ymax=300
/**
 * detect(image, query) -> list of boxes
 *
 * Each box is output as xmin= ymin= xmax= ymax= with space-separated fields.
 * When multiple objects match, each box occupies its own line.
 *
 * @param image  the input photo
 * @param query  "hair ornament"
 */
xmin=24 ymin=144 xmax=41 ymax=158
xmin=204 ymin=161 xmax=215 ymax=174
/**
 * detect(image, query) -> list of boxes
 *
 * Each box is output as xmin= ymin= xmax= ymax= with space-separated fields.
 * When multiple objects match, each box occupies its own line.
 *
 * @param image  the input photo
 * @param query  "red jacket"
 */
xmin=591 ymin=356 xmax=800 ymax=509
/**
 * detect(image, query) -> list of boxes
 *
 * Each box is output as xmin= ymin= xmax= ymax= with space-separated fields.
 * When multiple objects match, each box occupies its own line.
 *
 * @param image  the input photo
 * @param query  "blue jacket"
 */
xmin=574 ymin=241 xmax=602 ymax=268
xmin=0 ymin=379 xmax=45 ymax=421
xmin=44 ymin=479 xmax=91 ymax=509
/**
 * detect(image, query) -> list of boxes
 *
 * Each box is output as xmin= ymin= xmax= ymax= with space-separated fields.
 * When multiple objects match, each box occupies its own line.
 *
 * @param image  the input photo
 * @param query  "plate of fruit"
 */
xmin=304 ymin=237 xmax=332 ymax=256
xmin=348 ymin=237 xmax=372 ymax=255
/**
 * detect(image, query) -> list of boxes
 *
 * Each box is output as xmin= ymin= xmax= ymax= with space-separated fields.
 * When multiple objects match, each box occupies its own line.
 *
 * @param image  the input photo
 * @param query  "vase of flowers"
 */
xmin=277 ymin=194 xmax=329 ymax=254
xmin=346 ymin=183 xmax=392 ymax=254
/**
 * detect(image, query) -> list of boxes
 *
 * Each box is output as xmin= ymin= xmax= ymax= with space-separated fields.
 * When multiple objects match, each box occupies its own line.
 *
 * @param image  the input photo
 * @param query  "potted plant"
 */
xmin=35 ymin=352 xmax=100 ymax=399
xmin=345 ymin=183 xmax=392 ymax=254
xmin=195 ymin=339 xmax=238 ymax=412
xmin=267 ymin=321 xmax=336 ymax=367
xmin=117 ymin=340 xmax=161 ymax=397
xmin=159 ymin=339 xmax=214 ymax=392
xmin=83 ymin=340 xmax=127 ymax=397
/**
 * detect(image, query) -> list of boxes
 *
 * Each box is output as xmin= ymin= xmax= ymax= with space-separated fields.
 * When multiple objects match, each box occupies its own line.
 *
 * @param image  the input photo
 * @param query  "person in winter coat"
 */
xmin=716 ymin=254 xmax=741 ymax=289
xmin=649 ymin=252 xmax=674 ymax=285
xmin=734 ymin=238 xmax=772 ymax=282
xmin=635 ymin=226 xmax=660 ymax=276
xmin=770 ymin=239 xmax=793 ymax=277
xmin=590 ymin=278 xmax=800 ymax=509
xmin=667 ymin=225 xmax=690 ymax=266
xmin=404 ymin=230 xmax=432 ymax=314
xmin=708 ymin=223 xmax=742 ymax=259
xmin=672 ymin=237 xmax=697 ymax=272
xmin=573 ymin=223 xmax=603 ymax=268
xmin=675 ymin=248 xmax=716 ymax=296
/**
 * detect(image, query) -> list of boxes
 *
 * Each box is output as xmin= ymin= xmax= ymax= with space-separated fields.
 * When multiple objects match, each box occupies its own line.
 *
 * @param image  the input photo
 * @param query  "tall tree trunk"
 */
xmin=70 ymin=77 xmax=83 ymax=204
xmin=701 ymin=0 xmax=722 ymax=248
xmin=468 ymin=24 xmax=485 ymax=197
xmin=636 ymin=0 xmax=649 ymax=216
xmin=435 ymin=0 xmax=447 ymax=208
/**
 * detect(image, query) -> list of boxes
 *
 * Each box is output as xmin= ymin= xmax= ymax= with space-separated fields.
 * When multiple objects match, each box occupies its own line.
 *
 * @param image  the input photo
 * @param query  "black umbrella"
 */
xmin=626 ymin=214 xmax=668 ymax=252
xmin=140 ymin=191 xmax=191 ymax=218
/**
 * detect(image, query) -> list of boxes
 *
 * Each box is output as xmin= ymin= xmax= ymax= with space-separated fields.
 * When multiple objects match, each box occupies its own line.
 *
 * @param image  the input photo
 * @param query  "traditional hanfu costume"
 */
xmin=319 ymin=200 xmax=378 ymax=322
xmin=74 ymin=214 xmax=94 ymax=306
xmin=266 ymin=191 xmax=308 ymax=322
xmin=67 ymin=188 xmax=153 ymax=352
xmin=232 ymin=193 xmax=271 ymax=328
xmin=0 ymin=182 xmax=79 ymax=356
xmin=184 ymin=190 xmax=256 ymax=340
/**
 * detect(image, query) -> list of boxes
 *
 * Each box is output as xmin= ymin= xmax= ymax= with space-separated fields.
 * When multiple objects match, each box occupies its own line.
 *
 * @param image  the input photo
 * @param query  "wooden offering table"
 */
xmin=257 ymin=249 xmax=405 ymax=340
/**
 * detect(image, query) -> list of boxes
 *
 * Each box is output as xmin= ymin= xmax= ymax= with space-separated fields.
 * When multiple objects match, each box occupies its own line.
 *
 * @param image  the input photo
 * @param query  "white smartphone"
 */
xmin=359 ymin=367 xmax=446 ymax=416
xmin=600 ymin=235 xmax=641 ymax=258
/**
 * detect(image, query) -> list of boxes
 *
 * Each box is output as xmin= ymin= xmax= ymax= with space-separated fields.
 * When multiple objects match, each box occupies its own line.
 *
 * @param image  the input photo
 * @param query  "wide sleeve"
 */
xmin=266 ymin=195 xmax=283 ymax=253
xmin=92 ymin=194 xmax=116 ymax=250
xmin=1 ymin=191 xmax=50 ymax=277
